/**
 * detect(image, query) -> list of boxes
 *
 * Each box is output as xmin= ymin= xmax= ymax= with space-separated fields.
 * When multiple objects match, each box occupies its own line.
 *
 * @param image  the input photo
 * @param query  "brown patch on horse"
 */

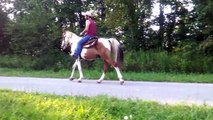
xmin=95 ymin=41 xmax=118 ymax=67
xmin=103 ymin=60 xmax=109 ymax=73
xmin=82 ymin=40 xmax=106 ymax=60
xmin=82 ymin=40 xmax=118 ymax=68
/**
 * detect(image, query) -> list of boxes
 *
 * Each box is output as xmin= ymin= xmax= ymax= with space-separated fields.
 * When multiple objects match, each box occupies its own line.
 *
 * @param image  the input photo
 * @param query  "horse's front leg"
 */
xmin=76 ymin=58 xmax=84 ymax=82
xmin=69 ymin=60 xmax=77 ymax=80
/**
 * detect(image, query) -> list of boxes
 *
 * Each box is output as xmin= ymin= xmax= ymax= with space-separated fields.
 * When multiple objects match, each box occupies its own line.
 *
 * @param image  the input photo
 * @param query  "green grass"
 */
xmin=0 ymin=90 xmax=213 ymax=120
xmin=0 ymin=67 xmax=213 ymax=83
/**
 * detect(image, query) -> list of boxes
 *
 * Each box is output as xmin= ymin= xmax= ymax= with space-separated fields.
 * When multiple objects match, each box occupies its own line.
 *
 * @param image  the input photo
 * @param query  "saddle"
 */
xmin=83 ymin=37 xmax=98 ymax=48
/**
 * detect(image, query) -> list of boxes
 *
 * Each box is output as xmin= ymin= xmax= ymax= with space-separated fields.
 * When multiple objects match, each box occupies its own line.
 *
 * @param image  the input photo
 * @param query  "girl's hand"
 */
xmin=80 ymin=32 xmax=84 ymax=36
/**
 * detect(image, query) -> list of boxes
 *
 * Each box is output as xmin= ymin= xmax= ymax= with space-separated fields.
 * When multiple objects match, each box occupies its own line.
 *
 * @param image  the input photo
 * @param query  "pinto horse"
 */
xmin=61 ymin=31 xmax=124 ymax=85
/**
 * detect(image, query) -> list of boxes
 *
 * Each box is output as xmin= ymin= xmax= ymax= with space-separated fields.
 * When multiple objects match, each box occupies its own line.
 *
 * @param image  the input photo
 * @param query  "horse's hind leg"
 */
xmin=114 ymin=67 xmax=124 ymax=85
xmin=100 ymin=54 xmax=124 ymax=85
xmin=97 ymin=60 xmax=108 ymax=84
xmin=108 ymin=59 xmax=124 ymax=84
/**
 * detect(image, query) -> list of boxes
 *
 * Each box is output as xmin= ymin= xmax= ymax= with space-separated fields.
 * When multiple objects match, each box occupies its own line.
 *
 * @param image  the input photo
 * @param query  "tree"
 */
xmin=53 ymin=0 xmax=82 ymax=30
xmin=192 ymin=0 xmax=213 ymax=39
xmin=104 ymin=0 xmax=152 ymax=51
xmin=157 ymin=0 xmax=165 ymax=49
xmin=0 ymin=4 xmax=9 ymax=54
xmin=4 ymin=0 xmax=61 ymax=55
xmin=192 ymin=0 xmax=213 ymax=55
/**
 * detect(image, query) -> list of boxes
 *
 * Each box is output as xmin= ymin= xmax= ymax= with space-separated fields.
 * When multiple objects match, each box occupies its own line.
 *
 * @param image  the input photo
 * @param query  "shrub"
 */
xmin=124 ymin=50 xmax=213 ymax=73
xmin=0 ymin=49 xmax=212 ymax=73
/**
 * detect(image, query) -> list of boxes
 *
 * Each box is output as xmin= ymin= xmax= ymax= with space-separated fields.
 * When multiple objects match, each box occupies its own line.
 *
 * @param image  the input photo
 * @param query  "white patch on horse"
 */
xmin=99 ymin=38 xmax=111 ymax=51
xmin=70 ymin=35 xmax=82 ymax=56
xmin=81 ymin=49 xmax=87 ymax=59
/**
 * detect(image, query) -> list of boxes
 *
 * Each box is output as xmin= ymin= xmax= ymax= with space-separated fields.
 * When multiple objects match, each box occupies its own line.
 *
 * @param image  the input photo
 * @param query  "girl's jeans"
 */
xmin=73 ymin=35 xmax=93 ymax=59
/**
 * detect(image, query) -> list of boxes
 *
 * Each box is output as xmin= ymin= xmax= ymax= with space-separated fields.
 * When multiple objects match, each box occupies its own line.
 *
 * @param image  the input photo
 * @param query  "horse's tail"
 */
xmin=109 ymin=38 xmax=124 ymax=70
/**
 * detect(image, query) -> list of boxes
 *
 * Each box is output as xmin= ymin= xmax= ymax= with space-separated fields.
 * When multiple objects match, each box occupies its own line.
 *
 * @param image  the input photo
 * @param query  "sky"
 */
xmin=1 ymin=2 xmax=14 ymax=19
xmin=151 ymin=0 xmax=194 ymax=30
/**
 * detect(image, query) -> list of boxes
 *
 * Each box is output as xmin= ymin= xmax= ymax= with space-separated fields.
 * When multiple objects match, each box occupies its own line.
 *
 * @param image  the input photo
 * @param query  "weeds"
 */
xmin=0 ymin=90 xmax=213 ymax=120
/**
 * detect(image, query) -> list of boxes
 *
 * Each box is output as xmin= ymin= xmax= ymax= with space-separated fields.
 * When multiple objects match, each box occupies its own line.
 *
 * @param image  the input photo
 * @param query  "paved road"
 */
xmin=0 ymin=76 xmax=213 ymax=106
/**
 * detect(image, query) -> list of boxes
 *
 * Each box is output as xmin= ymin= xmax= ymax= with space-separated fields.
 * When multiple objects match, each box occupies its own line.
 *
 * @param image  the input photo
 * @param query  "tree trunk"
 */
xmin=158 ymin=1 xmax=164 ymax=49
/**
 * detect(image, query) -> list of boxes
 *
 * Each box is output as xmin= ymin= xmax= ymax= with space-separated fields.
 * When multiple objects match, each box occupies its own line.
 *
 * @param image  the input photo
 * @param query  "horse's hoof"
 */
xmin=78 ymin=80 xmax=82 ymax=83
xmin=97 ymin=81 xmax=101 ymax=84
xmin=69 ymin=78 xmax=74 ymax=81
xmin=120 ymin=81 xmax=124 ymax=85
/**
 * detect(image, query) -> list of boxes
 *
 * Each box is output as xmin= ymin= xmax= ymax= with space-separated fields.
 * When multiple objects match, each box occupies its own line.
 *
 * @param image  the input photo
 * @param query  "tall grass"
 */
xmin=0 ymin=49 xmax=212 ymax=73
xmin=124 ymin=50 xmax=213 ymax=73
xmin=0 ymin=90 xmax=213 ymax=120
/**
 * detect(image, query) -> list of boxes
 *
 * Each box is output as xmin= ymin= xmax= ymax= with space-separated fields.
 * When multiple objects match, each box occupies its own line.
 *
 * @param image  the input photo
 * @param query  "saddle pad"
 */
xmin=83 ymin=37 xmax=98 ymax=48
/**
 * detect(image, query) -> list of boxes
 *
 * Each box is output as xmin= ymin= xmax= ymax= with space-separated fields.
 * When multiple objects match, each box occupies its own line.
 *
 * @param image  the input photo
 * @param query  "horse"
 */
xmin=61 ymin=31 xmax=124 ymax=85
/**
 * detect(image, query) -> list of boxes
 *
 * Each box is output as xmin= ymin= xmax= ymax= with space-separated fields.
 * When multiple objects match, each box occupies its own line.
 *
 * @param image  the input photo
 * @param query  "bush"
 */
xmin=124 ymin=50 xmax=213 ymax=73
xmin=0 ymin=51 xmax=73 ymax=71
xmin=0 ymin=49 xmax=212 ymax=73
xmin=0 ymin=55 xmax=34 ymax=69
xmin=199 ymin=37 xmax=213 ymax=56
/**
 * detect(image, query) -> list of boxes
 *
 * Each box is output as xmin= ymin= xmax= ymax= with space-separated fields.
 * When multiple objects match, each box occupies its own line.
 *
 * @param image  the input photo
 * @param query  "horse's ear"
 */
xmin=62 ymin=25 xmax=66 ymax=31
xmin=62 ymin=27 xmax=67 ymax=35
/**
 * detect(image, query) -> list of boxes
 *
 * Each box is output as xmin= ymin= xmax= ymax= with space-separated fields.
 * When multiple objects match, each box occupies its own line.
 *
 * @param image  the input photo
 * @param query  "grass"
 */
xmin=0 ymin=67 xmax=213 ymax=83
xmin=0 ymin=89 xmax=213 ymax=120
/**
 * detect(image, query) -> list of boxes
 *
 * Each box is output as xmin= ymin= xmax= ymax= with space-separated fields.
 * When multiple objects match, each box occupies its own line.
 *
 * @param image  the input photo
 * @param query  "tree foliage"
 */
xmin=3 ymin=0 xmax=60 ymax=55
xmin=0 ymin=7 xmax=9 ymax=53
xmin=0 ymin=0 xmax=212 ymax=55
xmin=104 ymin=0 xmax=153 ymax=50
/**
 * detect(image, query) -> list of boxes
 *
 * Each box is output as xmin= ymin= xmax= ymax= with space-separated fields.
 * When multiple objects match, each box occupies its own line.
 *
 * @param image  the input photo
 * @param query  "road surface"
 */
xmin=0 ymin=76 xmax=213 ymax=106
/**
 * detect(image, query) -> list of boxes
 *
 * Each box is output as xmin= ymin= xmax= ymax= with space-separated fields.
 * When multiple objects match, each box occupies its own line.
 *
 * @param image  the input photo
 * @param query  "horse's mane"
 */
xmin=65 ymin=31 xmax=73 ymax=37
xmin=65 ymin=31 xmax=80 ymax=40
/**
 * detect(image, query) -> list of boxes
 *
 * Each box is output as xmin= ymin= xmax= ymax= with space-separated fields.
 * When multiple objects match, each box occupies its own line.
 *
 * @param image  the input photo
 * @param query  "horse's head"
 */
xmin=61 ymin=31 xmax=73 ymax=51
